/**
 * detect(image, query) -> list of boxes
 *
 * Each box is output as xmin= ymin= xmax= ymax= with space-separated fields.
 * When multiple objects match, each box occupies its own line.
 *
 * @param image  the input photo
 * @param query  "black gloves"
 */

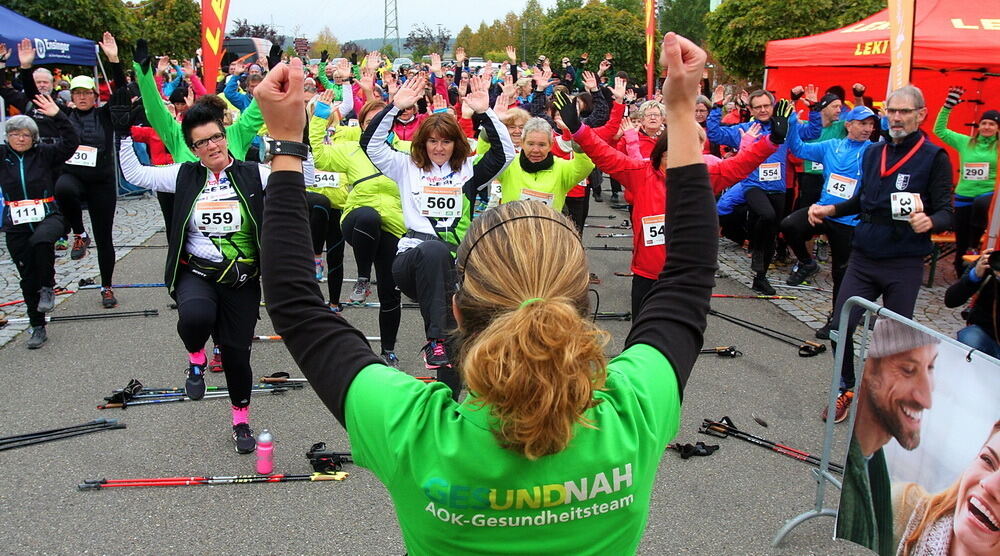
xmin=134 ymin=39 xmax=150 ymax=73
xmin=769 ymin=99 xmax=793 ymax=145
xmin=852 ymin=83 xmax=866 ymax=97
xmin=813 ymin=93 xmax=840 ymax=112
xmin=790 ymin=88 xmax=803 ymax=102
xmin=350 ymin=53 xmax=358 ymax=65
xmin=320 ymin=50 xmax=329 ymax=63
xmin=944 ymin=86 xmax=964 ymax=109
xmin=553 ymin=90 xmax=581 ymax=133
xmin=267 ymin=44 xmax=282 ymax=70
xmin=109 ymin=86 xmax=132 ymax=137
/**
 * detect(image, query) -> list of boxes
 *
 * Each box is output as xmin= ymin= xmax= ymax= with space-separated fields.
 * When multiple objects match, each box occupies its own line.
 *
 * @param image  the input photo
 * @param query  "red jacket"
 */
xmin=130 ymin=126 xmax=173 ymax=166
xmin=565 ymin=102 xmax=628 ymax=198
xmin=574 ymin=125 xmax=779 ymax=279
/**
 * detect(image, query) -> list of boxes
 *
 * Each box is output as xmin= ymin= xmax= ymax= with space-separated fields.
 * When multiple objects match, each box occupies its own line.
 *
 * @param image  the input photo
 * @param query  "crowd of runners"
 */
xmin=0 ymin=20 xmax=998 ymax=554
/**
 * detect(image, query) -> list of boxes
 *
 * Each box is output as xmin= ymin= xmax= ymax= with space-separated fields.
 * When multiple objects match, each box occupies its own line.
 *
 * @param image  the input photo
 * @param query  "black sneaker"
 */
xmin=816 ymin=321 xmax=832 ymax=340
xmin=381 ymin=349 xmax=400 ymax=369
xmin=786 ymin=260 xmax=819 ymax=286
xmin=422 ymin=339 xmax=450 ymax=369
xmin=593 ymin=194 xmax=603 ymax=203
xmin=37 ymin=287 xmax=56 ymax=313
xmin=70 ymin=235 xmax=91 ymax=260
xmin=185 ymin=363 xmax=206 ymax=400
xmin=232 ymin=423 xmax=256 ymax=454
xmin=752 ymin=274 xmax=776 ymax=296
xmin=610 ymin=193 xmax=620 ymax=203
xmin=26 ymin=326 xmax=47 ymax=349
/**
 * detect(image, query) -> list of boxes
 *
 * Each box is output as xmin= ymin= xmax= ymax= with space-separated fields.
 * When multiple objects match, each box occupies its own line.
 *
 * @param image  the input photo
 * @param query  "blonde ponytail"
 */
xmin=455 ymin=201 xmax=609 ymax=460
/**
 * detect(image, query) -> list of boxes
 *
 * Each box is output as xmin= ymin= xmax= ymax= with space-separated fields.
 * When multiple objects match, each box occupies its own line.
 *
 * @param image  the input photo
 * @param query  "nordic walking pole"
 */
xmin=253 ymin=335 xmax=380 ymax=342
xmin=79 ymin=472 xmax=349 ymax=490
xmin=711 ymin=294 xmax=797 ymax=300
xmin=699 ymin=346 xmax=743 ymax=358
xmin=111 ymin=383 xmax=301 ymax=395
xmin=0 ymin=423 xmax=126 ymax=452
xmin=708 ymin=309 xmax=826 ymax=357
xmin=97 ymin=389 xmax=286 ymax=409
xmin=0 ymin=288 xmax=74 ymax=308
xmin=0 ymin=419 xmax=116 ymax=444
xmin=5 ymin=309 xmax=159 ymax=325
xmin=585 ymin=214 xmax=618 ymax=219
xmin=104 ymin=386 xmax=292 ymax=401
xmin=701 ymin=419 xmax=844 ymax=473
xmin=78 ymin=278 xmax=167 ymax=289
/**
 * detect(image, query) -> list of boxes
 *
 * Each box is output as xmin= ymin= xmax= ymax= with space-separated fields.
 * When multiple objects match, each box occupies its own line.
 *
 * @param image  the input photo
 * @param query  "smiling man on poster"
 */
xmin=836 ymin=318 xmax=939 ymax=555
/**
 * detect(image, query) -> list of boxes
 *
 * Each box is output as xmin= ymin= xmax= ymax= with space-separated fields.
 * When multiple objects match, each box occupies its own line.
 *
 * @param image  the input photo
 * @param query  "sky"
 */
xmin=225 ymin=0 xmax=556 ymax=43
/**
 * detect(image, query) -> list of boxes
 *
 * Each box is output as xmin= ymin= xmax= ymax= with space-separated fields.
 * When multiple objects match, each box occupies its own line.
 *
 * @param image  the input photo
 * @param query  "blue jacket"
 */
xmin=224 ymin=74 xmax=251 ymax=113
xmin=786 ymin=115 xmax=873 ymax=226
xmin=707 ymin=107 xmax=822 ymax=193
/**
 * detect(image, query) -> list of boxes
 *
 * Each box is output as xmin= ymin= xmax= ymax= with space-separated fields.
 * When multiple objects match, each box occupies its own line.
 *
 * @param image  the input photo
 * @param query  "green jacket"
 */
xmin=934 ymin=106 xmax=999 ymax=197
xmin=478 ymin=136 xmax=594 ymax=211
xmin=802 ymin=120 xmax=846 ymax=174
xmin=133 ymin=62 xmax=264 ymax=163
xmin=309 ymin=118 xmax=408 ymax=237
xmin=836 ymin=437 xmax=894 ymax=556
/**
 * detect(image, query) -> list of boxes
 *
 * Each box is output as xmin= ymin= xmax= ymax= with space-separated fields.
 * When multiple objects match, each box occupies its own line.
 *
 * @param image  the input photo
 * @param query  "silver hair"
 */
xmin=886 ymin=85 xmax=926 ymax=109
xmin=637 ymin=100 xmax=665 ymax=119
xmin=522 ymin=117 xmax=554 ymax=141
xmin=5 ymin=115 xmax=39 ymax=142
xmin=696 ymin=95 xmax=712 ymax=110
xmin=33 ymin=67 xmax=53 ymax=81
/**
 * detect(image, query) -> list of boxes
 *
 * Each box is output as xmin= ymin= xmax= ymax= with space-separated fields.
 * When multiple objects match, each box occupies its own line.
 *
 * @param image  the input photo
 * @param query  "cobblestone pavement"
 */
xmin=0 ymin=194 xmax=164 ymax=347
xmin=716 ymin=236 xmax=966 ymax=338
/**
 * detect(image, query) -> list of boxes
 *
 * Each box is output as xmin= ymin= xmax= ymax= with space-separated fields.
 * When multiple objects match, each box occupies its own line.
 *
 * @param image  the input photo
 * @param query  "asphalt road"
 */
xmin=0 ymin=202 xmax=872 ymax=555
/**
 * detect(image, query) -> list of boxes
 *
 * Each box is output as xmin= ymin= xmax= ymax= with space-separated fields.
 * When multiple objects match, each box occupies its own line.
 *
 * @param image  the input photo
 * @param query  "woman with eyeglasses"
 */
xmin=0 ymin=95 xmax=80 ymax=349
xmin=118 ymin=99 xmax=279 ymax=455
xmin=258 ymin=32 xmax=716 ymax=552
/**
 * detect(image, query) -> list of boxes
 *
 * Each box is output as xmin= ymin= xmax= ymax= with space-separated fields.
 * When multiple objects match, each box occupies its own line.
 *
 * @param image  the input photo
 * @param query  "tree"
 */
xmin=547 ymin=0 xmax=584 ymax=18
xmin=340 ymin=41 xmax=367 ymax=60
xmin=659 ymin=0 xmax=709 ymax=45
xmin=454 ymin=25 xmax=475 ymax=56
xmin=539 ymin=2 xmax=647 ymax=81
xmin=606 ymin=0 xmax=644 ymax=19
xmin=5 ymin=0 xmax=135 ymax=58
xmin=705 ymin=0 xmax=884 ymax=81
xmin=403 ymin=23 xmax=451 ymax=58
xmin=520 ymin=0 xmax=547 ymax=60
xmin=132 ymin=0 xmax=200 ymax=58
xmin=230 ymin=18 xmax=283 ymax=45
xmin=310 ymin=26 xmax=339 ymax=59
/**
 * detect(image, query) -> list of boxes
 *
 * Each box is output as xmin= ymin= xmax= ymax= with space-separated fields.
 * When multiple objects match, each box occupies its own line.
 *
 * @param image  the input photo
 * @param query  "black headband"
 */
xmin=458 ymin=213 xmax=581 ymax=278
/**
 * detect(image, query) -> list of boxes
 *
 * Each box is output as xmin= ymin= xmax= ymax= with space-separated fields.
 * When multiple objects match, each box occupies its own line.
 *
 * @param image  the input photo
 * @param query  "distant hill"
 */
xmin=346 ymin=37 xmax=456 ymax=56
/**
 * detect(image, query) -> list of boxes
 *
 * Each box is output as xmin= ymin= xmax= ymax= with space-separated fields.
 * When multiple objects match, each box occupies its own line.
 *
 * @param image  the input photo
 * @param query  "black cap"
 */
xmin=981 ymin=110 xmax=1000 ymax=125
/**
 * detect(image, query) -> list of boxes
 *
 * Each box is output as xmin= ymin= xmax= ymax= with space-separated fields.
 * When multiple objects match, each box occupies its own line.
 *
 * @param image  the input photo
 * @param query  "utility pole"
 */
xmin=522 ymin=21 xmax=527 ymax=62
xmin=384 ymin=0 xmax=400 ymax=55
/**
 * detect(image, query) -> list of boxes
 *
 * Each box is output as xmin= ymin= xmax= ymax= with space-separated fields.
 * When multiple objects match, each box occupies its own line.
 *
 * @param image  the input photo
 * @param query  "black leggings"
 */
xmin=175 ymin=270 xmax=260 ymax=407
xmin=795 ymin=172 xmax=824 ymax=211
xmin=631 ymin=274 xmax=655 ymax=321
xmin=305 ymin=192 xmax=345 ymax=303
xmin=953 ymin=193 xmax=992 ymax=274
xmin=780 ymin=208 xmax=855 ymax=302
xmin=55 ymin=169 xmax=117 ymax=287
xmin=563 ymin=195 xmax=589 ymax=234
xmin=5 ymin=214 xmax=65 ymax=327
xmin=744 ymin=187 xmax=785 ymax=275
xmin=341 ymin=207 xmax=401 ymax=351
xmin=587 ymin=167 xmax=603 ymax=197
xmin=719 ymin=205 xmax=751 ymax=246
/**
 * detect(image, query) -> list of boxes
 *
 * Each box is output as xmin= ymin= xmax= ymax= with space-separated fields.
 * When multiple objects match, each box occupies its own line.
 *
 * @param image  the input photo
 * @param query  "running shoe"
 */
xmin=329 ymin=303 xmax=342 ymax=313
xmin=349 ymin=277 xmax=371 ymax=304
xmin=101 ymin=288 xmax=118 ymax=309
xmin=54 ymin=237 xmax=69 ymax=251
xmin=315 ymin=258 xmax=325 ymax=281
xmin=381 ymin=349 xmax=400 ymax=369
xmin=26 ymin=326 xmax=47 ymax=350
xmin=37 ymin=286 xmax=56 ymax=313
xmin=815 ymin=314 xmax=833 ymax=340
xmin=821 ymin=390 xmax=855 ymax=423
xmin=751 ymin=274 xmax=776 ymax=296
xmin=786 ymin=260 xmax=819 ymax=286
xmin=208 ymin=346 xmax=224 ymax=373
xmin=610 ymin=193 xmax=620 ymax=203
xmin=814 ymin=239 xmax=830 ymax=263
xmin=232 ymin=423 xmax=256 ymax=454
xmin=589 ymin=273 xmax=602 ymax=285
xmin=70 ymin=234 xmax=91 ymax=260
xmin=185 ymin=363 xmax=206 ymax=400
xmin=422 ymin=339 xmax=450 ymax=369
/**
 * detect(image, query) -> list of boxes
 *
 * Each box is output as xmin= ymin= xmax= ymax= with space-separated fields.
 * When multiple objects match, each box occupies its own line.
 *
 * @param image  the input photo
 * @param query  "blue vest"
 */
xmin=854 ymin=131 xmax=943 ymax=259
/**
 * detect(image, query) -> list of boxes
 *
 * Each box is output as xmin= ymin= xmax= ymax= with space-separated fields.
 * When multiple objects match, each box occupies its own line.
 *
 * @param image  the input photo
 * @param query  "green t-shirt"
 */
xmin=345 ymin=343 xmax=680 ymax=555
xmin=803 ymin=120 xmax=847 ymax=174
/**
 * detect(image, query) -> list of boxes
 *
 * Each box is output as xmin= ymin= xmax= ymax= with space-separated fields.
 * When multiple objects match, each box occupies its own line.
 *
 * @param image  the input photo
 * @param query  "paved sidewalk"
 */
xmin=716 ymin=236 xmax=966 ymax=338
xmin=0 ymin=194 xmax=165 ymax=347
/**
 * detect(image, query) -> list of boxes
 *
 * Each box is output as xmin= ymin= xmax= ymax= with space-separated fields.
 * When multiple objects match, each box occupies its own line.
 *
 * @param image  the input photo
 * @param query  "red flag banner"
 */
xmin=886 ymin=0 xmax=915 ymax=94
xmin=201 ymin=0 xmax=231 ymax=89
xmin=645 ymin=0 xmax=656 ymax=98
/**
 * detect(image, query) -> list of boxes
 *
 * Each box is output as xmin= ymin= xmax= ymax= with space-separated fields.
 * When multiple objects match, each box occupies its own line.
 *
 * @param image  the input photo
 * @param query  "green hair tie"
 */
xmin=519 ymin=297 xmax=545 ymax=309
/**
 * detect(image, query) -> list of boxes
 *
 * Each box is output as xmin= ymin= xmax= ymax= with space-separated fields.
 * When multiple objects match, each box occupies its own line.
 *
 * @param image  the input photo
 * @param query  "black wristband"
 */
xmin=265 ymin=140 xmax=310 ymax=161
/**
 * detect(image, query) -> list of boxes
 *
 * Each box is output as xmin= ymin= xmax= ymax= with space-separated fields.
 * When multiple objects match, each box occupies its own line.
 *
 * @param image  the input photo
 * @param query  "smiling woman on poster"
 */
xmin=892 ymin=420 xmax=1000 ymax=555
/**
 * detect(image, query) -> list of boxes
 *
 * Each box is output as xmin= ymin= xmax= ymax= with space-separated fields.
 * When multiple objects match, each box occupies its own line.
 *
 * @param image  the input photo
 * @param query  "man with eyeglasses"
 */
xmin=807 ymin=85 xmax=953 ymax=423
xmin=708 ymin=89 xmax=822 ymax=294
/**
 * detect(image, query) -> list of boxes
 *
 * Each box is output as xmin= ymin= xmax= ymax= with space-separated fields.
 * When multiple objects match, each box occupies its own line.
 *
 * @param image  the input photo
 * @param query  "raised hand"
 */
xmin=429 ymin=53 xmax=442 ymax=76
xmin=553 ymin=90 xmax=581 ymax=133
xmin=359 ymin=68 xmax=375 ymax=92
xmin=185 ymin=86 xmax=195 ymax=106
xmin=319 ymin=88 xmax=335 ymax=105
xmin=464 ymin=75 xmax=490 ymax=113
xmin=505 ymin=45 xmax=516 ymax=62
xmin=157 ymin=56 xmax=170 ymax=73
xmin=738 ymin=89 xmax=749 ymax=107
xmin=320 ymin=49 xmax=329 ymax=63
xmin=658 ymin=32 xmax=706 ymax=166
xmin=334 ymin=58 xmax=351 ymax=79
xmin=582 ymin=70 xmax=598 ymax=91
xmin=803 ymin=83 xmax=818 ymax=105
xmin=944 ymin=86 xmax=965 ymax=108
xmin=17 ymin=38 xmax=35 ymax=68
xmin=134 ymin=39 xmax=151 ymax=73
xmin=533 ymin=66 xmax=552 ymax=91
xmin=457 ymin=74 xmax=469 ymax=98
xmin=619 ymin=116 xmax=636 ymax=134
xmin=790 ymin=85 xmax=804 ymax=101
xmin=99 ymin=32 xmax=119 ymax=62
xmin=598 ymin=59 xmax=611 ymax=76
xmin=257 ymin=57 xmax=269 ymax=71
xmin=33 ymin=94 xmax=59 ymax=117
xmin=740 ymin=122 xmax=762 ymax=141
xmin=501 ymin=74 xmax=516 ymax=98
xmin=367 ymin=51 xmax=381 ymax=70
xmin=255 ymin=58 xmax=306 ymax=142
xmin=0 ymin=43 xmax=7 ymax=61
xmin=711 ymin=85 xmax=725 ymax=106
xmin=769 ymin=99 xmax=794 ymax=144
xmin=852 ymin=83 xmax=866 ymax=97
xmin=611 ymin=76 xmax=627 ymax=102
xmin=392 ymin=75 xmax=425 ymax=109
xmin=384 ymin=72 xmax=399 ymax=96
xmin=432 ymin=93 xmax=447 ymax=112
xmin=455 ymin=47 xmax=466 ymax=64
xmin=624 ymin=89 xmax=636 ymax=103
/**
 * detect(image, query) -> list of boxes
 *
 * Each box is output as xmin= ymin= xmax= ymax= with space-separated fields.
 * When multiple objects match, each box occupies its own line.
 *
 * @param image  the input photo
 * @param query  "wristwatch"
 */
xmin=260 ymin=139 xmax=309 ymax=162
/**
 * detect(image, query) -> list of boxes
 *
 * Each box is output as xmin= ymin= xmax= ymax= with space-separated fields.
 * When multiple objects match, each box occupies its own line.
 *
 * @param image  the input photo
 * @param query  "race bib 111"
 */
xmin=8 ymin=199 xmax=45 ymax=226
